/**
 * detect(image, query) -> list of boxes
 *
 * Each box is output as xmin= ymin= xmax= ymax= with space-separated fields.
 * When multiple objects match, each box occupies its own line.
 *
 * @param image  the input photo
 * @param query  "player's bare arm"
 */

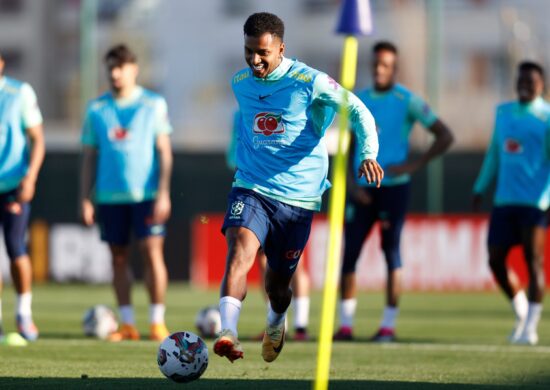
xmin=17 ymin=124 xmax=45 ymax=203
xmin=358 ymin=158 xmax=384 ymax=188
xmin=79 ymin=146 xmax=97 ymax=226
xmin=153 ymin=133 xmax=172 ymax=224
xmin=386 ymin=119 xmax=453 ymax=176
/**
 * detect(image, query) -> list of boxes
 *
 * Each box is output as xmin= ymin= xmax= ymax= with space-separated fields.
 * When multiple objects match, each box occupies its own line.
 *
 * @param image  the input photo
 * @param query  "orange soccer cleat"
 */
xmin=107 ymin=323 xmax=140 ymax=342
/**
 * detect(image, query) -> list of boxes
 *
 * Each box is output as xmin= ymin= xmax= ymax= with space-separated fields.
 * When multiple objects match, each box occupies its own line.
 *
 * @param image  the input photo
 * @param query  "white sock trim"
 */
xmin=149 ymin=303 xmax=166 ymax=325
xmin=380 ymin=306 xmax=399 ymax=329
xmin=219 ymin=296 xmax=242 ymax=336
xmin=119 ymin=305 xmax=135 ymax=325
xmin=339 ymin=298 xmax=357 ymax=328
xmin=292 ymin=296 xmax=310 ymax=329
xmin=16 ymin=292 xmax=32 ymax=318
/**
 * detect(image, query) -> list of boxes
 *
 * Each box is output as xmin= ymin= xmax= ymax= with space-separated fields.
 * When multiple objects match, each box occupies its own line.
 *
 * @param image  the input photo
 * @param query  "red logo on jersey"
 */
xmin=504 ymin=138 xmax=523 ymax=154
xmin=109 ymin=127 xmax=130 ymax=141
xmin=285 ymin=250 xmax=302 ymax=260
xmin=253 ymin=112 xmax=285 ymax=136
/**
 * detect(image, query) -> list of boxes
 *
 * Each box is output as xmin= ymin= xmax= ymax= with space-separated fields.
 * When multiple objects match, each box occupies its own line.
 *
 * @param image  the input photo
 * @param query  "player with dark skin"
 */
xmin=472 ymin=63 xmax=547 ymax=344
xmin=337 ymin=42 xmax=453 ymax=341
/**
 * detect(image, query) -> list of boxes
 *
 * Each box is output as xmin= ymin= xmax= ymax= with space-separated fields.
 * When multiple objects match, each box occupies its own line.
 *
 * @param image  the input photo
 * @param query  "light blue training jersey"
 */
xmin=81 ymin=86 xmax=172 ymax=204
xmin=354 ymin=83 xmax=437 ymax=186
xmin=232 ymin=57 xmax=378 ymax=211
xmin=473 ymin=97 xmax=550 ymax=210
xmin=0 ymin=76 xmax=43 ymax=192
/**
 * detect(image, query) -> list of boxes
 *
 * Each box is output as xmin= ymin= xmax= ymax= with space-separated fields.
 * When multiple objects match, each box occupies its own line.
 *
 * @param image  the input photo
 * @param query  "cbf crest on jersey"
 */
xmin=253 ymin=112 xmax=285 ymax=136
xmin=108 ymin=127 xmax=131 ymax=141
xmin=229 ymin=200 xmax=245 ymax=220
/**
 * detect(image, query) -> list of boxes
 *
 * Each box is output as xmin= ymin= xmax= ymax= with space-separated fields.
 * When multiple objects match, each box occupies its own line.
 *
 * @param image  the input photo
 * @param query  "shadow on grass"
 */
xmin=1 ymin=378 xmax=549 ymax=389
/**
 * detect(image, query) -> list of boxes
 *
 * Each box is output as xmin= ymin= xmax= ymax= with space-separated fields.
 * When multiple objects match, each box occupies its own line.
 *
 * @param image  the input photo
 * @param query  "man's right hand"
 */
xmin=81 ymin=198 xmax=95 ymax=226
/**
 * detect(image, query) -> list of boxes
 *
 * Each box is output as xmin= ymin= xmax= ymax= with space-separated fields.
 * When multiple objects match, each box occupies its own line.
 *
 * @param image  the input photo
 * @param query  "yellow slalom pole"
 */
xmin=314 ymin=36 xmax=358 ymax=390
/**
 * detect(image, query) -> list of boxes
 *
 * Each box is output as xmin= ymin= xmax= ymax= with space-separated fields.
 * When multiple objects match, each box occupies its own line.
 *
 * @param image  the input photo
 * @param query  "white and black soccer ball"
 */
xmin=195 ymin=305 xmax=221 ymax=338
xmin=82 ymin=305 xmax=118 ymax=340
xmin=157 ymin=331 xmax=209 ymax=383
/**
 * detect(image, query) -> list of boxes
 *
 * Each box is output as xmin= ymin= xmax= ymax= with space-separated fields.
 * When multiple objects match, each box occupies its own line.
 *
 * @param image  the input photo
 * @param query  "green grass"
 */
xmin=0 ymin=284 xmax=549 ymax=389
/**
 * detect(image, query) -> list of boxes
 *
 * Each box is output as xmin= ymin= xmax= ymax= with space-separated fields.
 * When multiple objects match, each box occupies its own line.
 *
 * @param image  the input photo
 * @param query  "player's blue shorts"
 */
xmin=0 ymin=189 xmax=31 ymax=260
xmin=342 ymin=183 xmax=410 ymax=272
xmin=488 ymin=205 xmax=548 ymax=247
xmin=221 ymin=187 xmax=314 ymax=275
xmin=97 ymin=200 xmax=166 ymax=246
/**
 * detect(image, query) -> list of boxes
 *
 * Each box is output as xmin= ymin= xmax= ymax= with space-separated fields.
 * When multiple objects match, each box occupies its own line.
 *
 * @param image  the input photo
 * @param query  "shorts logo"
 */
xmin=253 ymin=112 xmax=285 ymax=136
xmin=285 ymin=250 xmax=302 ymax=260
xmin=230 ymin=200 xmax=245 ymax=219
xmin=504 ymin=138 xmax=523 ymax=154
xmin=108 ymin=127 xmax=131 ymax=141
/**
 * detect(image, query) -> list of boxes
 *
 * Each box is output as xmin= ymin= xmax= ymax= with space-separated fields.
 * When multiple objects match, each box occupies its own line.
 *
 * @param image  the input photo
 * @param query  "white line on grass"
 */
xmin=378 ymin=342 xmax=550 ymax=354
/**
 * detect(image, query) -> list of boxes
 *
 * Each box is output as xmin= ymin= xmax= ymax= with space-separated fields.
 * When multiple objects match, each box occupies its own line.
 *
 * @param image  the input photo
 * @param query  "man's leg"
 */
xmin=262 ymin=264 xmax=293 ymax=362
xmin=107 ymin=244 xmax=140 ymax=341
xmin=4 ymin=201 xmax=37 ymax=341
xmin=215 ymin=226 xmax=260 ymax=362
xmin=139 ymin=235 xmax=169 ymax=341
xmin=291 ymin=259 xmax=310 ymax=340
xmin=516 ymin=225 xmax=545 ymax=345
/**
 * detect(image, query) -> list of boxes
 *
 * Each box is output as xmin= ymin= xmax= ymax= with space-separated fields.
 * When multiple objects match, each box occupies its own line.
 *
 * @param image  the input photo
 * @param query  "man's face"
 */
xmin=372 ymin=49 xmax=397 ymax=91
xmin=244 ymin=32 xmax=285 ymax=78
xmin=107 ymin=61 xmax=138 ymax=92
xmin=517 ymin=69 xmax=544 ymax=103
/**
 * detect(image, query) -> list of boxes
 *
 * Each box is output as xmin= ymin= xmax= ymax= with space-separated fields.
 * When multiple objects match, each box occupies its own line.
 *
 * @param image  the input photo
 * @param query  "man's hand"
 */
xmin=358 ymin=159 xmax=384 ymax=188
xmin=152 ymin=191 xmax=171 ymax=225
xmin=81 ymin=198 xmax=95 ymax=226
xmin=17 ymin=175 xmax=37 ymax=203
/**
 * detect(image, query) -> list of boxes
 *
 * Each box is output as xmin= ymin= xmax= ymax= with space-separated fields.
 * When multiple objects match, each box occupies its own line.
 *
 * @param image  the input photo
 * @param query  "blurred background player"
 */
xmin=79 ymin=44 xmax=173 ymax=342
xmin=0 ymin=52 xmax=45 ymax=341
xmin=227 ymin=111 xmax=311 ymax=341
xmin=214 ymin=12 xmax=382 ymax=364
xmin=335 ymin=41 xmax=453 ymax=342
xmin=472 ymin=61 xmax=549 ymax=345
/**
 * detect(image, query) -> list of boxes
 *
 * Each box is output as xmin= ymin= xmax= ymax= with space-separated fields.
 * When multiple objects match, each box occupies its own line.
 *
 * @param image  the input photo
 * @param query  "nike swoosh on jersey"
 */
xmin=258 ymin=85 xmax=295 ymax=101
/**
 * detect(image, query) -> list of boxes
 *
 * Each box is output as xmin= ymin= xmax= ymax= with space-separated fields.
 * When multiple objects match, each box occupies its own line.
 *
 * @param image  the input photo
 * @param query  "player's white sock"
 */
xmin=524 ymin=302 xmax=543 ymax=336
xmin=339 ymin=298 xmax=357 ymax=329
xmin=219 ymin=296 xmax=242 ymax=337
xmin=119 ymin=305 xmax=135 ymax=325
xmin=16 ymin=292 xmax=32 ymax=318
xmin=511 ymin=290 xmax=528 ymax=321
xmin=149 ymin=303 xmax=165 ymax=325
xmin=380 ymin=306 xmax=399 ymax=329
xmin=292 ymin=296 xmax=310 ymax=329
xmin=267 ymin=305 xmax=286 ymax=327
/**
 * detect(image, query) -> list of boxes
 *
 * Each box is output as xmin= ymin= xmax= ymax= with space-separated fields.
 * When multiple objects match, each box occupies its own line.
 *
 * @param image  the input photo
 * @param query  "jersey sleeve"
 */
xmin=81 ymin=106 xmax=98 ymax=147
xmin=154 ymin=97 xmax=173 ymax=135
xmin=408 ymin=93 xmax=437 ymax=128
xmin=20 ymin=83 xmax=43 ymax=129
xmin=312 ymin=73 xmax=378 ymax=161
xmin=473 ymin=118 xmax=499 ymax=194
xmin=226 ymin=110 xmax=241 ymax=170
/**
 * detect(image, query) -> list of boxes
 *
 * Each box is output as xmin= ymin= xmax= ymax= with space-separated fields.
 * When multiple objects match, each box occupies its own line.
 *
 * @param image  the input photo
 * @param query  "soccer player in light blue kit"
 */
xmin=473 ymin=61 xmax=550 ymax=345
xmin=80 ymin=45 xmax=173 ymax=342
xmin=0 ymin=52 xmax=45 ymax=341
xmin=335 ymin=41 xmax=453 ymax=342
xmin=214 ymin=13 xmax=383 ymax=363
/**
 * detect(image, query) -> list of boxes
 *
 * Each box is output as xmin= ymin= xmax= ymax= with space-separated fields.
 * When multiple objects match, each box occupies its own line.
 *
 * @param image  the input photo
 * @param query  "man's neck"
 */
xmin=112 ymin=84 xmax=137 ymax=99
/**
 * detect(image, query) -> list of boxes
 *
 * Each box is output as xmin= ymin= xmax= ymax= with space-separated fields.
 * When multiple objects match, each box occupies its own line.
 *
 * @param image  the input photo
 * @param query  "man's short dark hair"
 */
xmin=243 ymin=12 xmax=284 ymax=41
xmin=373 ymin=41 xmax=398 ymax=56
xmin=104 ymin=44 xmax=137 ymax=67
xmin=519 ymin=61 xmax=545 ymax=79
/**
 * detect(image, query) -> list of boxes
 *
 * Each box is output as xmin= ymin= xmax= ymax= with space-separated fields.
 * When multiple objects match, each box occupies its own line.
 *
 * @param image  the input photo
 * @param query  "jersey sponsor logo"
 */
xmin=504 ymin=138 xmax=523 ymax=154
xmin=229 ymin=200 xmax=245 ymax=219
xmin=253 ymin=112 xmax=285 ymax=136
xmin=108 ymin=127 xmax=131 ymax=141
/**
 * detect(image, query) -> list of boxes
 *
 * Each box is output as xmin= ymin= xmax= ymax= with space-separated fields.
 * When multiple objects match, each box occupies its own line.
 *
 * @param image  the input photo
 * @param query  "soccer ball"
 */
xmin=82 ymin=305 xmax=118 ymax=340
xmin=195 ymin=305 xmax=221 ymax=338
xmin=157 ymin=331 xmax=208 ymax=383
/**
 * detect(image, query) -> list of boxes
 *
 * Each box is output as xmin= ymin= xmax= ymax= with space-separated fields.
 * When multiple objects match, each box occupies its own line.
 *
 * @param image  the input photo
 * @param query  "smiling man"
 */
xmin=473 ymin=61 xmax=550 ymax=345
xmin=213 ymin=12 xmax=383 ymax=364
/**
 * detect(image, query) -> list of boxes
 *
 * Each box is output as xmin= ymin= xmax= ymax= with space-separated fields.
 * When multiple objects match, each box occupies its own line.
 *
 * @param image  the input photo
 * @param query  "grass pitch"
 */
xmin=0 ymin=283 xmax=549 ymax=389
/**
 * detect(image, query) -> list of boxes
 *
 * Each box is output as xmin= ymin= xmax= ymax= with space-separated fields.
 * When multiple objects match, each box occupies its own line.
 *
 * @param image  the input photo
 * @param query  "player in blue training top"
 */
xmin=80 ymin=44 xmax=173 ymax=342
xmin=0 ymin=52 xmax=45 ymax=341
xmin=214 ymin=12 xmax=383 ymax=364
xmin=472 ymin=61 xmax=550 ymax=345
xmin=334 ymin=41 xmax=453 ymax=342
